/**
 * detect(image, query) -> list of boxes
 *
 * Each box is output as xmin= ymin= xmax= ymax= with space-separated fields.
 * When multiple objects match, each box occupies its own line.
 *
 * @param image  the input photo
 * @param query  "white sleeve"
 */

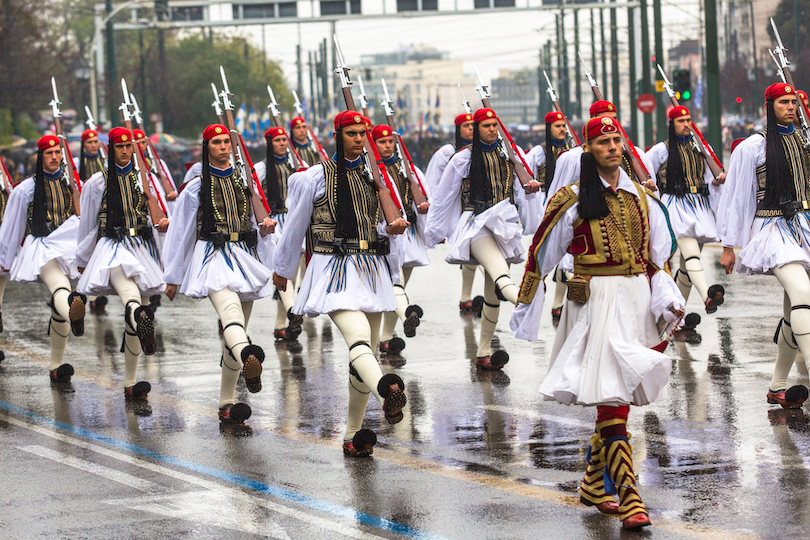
xmin=512 ymin=145 xmax=542 ymax=235
xmin=547 ymin=147 xmax=582 ymax=202
xmin=637 ymin=147 xmax=655 ymax=182
xmin=162 ymin=178 xmax=200 ymax=286
xmin=646 ymin=191 xmax=685 ymax=320
xmin=646 ymin=142 xmax=668 ymax=176
xmin=425 ymin=149 xmax=468 ymax=247
xmin=76 ymin=172 xmax=106 ymax=268
xmin=0 ymin=178 xmax=34 ymax=269
xmin=716 ymin=135 xmax=763 ymax=248
xmin=424 ymin=144 xmax=454 ymax=195
xmin=525 ymin=144 xmax=546 ymax=173
xmin=182 ymin=162 xmax=202 ymax=187
xmin=254 ymin=160 xmax=267 ymax=184
xmin=273 ymin=166 xmax=322 ymax=280
xmin=704 ymin=143 xmax=722 ymax=211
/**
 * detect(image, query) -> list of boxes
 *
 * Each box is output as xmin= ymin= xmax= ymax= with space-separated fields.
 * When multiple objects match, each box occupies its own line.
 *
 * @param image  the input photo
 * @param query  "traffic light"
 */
xmin=673 ymin=69 xmax=692 ymax=101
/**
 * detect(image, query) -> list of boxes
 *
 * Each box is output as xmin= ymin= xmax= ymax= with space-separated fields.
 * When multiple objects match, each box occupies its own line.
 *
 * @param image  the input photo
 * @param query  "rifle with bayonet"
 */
xmin=120 ymin=79 xmax=168 ymax=229
xmin=211 ymin=83 xmax=225 ymax=124
xmin=543 ymin=71 xmax=581 ymax=148
xmin=458 ymin=84 xmax=472 ymax=115
xmin=266 ymin=85 xmax=305 ymax=171
xmin=356 ymin=75 xmax=370 ymax=119
xmin=292 ymin=90 xmax=328 ymax=162
xmin=219 ymin=67 xmax=271 ymax=222
xmin=579 ymin=53 xmax=654 ymax=188
xmin=130 ymin=93 xmax=178 ymax=201
xmin=769 ymin=18 xmax=810 ymax=147
xmin=473 ymin=67 xmax=538 ymax=192
xmin=333 ymin=34 xmax=406 ymax=227
xmin=49 ymin=78 xmax=82 ymax=216
xmin=84 ymin=105 xmax=109 ymax=167
xmin=657 ymin=64 xmax=724 ymax=178
xmin=0 ymin=155 xmax=13 ymax=193
xmin=381 ymin=78 xmax=429 ymax=211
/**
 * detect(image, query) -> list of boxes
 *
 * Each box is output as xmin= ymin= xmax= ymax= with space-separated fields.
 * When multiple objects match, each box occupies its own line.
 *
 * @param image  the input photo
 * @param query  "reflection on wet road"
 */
xmin=0 ymin=244 xmax=805 ymax=539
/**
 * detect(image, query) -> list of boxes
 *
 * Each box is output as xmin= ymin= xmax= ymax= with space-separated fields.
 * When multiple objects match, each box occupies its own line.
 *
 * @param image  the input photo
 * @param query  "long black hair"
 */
xmin=763 ymin=98 xmax=794 ymax=207
xmin=264 ymin=142 xmax=284 ymax=213
xmin=199 ymin=139 xmax=216 ymax=235
xmin=78 ymin=146 xmax=88 ymax=182
xmin=454 ymin=124 xmax=463 ymax=150
xmin=543 ymin=120 xmax=556 ymax=193
xmin=466 ymin=122 xmax=492 ymax=206
xmin=665 ymin=121 xmax=687 ymax=196
xmin=30 ymin=150 xmax=49 ymax=236
xmin=104 ymin=141 xmax=124 ymax=236
xmin=578 ymin=151 xmax=610 ymax=220
xmin=334 ymin=128 xmax=358 ymax=239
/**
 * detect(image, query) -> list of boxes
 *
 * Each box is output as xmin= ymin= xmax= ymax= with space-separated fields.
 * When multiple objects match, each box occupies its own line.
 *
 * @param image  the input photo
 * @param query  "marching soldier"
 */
xmin=289 ymin=117 xmax=320 ymax=167
xmin=0 ymin=135 xmax=85 ymax=382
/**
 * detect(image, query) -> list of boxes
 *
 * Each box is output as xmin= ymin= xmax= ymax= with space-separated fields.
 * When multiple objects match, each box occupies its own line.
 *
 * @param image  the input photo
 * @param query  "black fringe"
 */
xmin=763 ymin=99 xmax=793 ymax=207
xmin=665 ymin=121 xmax=687 ymax=196
xmin=30 ymin=150 xmax=48 ymax=237
xmin=466 ymin=122 xmax=492 ymax=207
xmin=200 ymin=140 xmax=216 ymax=236
xmin=105 ymin=141 xmax=124 ymax=236
xmin=544 ymin=121 xmax=555 ymax=193
xmin=578 ymin=152 xmax=610 ymax=220
xmin=454 ymin=124 xmax=462 ymax=151
xmin=334 ymin=129 xmax=358 ymax=239
xmin=264 ymin=143 xmax=283 ymax=212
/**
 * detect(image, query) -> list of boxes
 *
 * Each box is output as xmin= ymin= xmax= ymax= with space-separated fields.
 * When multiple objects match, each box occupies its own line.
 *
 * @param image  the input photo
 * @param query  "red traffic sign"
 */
xmin=636 ymin=93 xmax=656 ymax=114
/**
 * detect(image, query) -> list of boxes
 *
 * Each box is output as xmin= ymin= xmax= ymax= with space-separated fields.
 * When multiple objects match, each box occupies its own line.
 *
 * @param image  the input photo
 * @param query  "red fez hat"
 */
xmin=765 ymin=82 xmax=795 ymax=101
xmin=473 ymin=108 xmax=497 ymax=123
xmin=583 ymin=116 xmax=621 ymax=143
xmin=37 ymin=135 xmax=60 ymax=151
xmin=668 ymin=106 xmax=691 ymax=120
xmin=289 ymin=117 xmax=306 ymax=129
xmin=797 ymin=90 xmax=808 ymax=102
xmin=589 ymin=100 xmax=616 ymax=117
xmin=202 ymin=124 xmax=228 ymax=141
xmin=730 ymin=138 xmax=745 ymax=155
xmin=108 ymin=127 xmax=132 ymax=144
xmin=545 ymin=111 xmax=565 ymax=124
xmin=455 ymin=113 xmax=473 ymax=126
xmin=371 ymin=125 xmax=394 ymax=140
xmin=265 ymin=126 xmax=287 ymax=140
xmin=334 ymin=110 xmax=369 ymax=129
xmin=81 ymin=129 xmax=98 ymax=142
xmin=133 ymin=129 xmax=146 ymax=141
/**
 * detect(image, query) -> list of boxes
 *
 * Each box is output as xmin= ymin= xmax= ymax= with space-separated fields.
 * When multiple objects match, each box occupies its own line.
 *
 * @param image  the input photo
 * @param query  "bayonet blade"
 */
xmin=220 ymin=66 xmax=231 ymax=95
xmin=212 ymin=83 xmax=221 ymax=104
xmin=121 ymin=79 xmax=132 ymax=105
xmin=51 ymin=77 xmax=60 ymax=104
xmin=771 ymin=18 xmax=786 ymax=50
xmin=358 ymin=75 xmax=366 ymax=97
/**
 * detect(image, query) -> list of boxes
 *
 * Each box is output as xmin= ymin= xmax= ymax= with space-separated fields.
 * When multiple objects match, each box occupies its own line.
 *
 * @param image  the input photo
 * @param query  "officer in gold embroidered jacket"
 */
xmin=0 ymin=135 xmax=86 ymax=383
xmin=163 ymin=123 xmax=276 ymax=426
xmin=511 ymin=116 xmax=684 ymax=531
xmin=255 ymin=126 xmax=306 ymax=342
xmin=76 ymin=127 xmax=169 ymax=403
xmin=718 ymin=82 xmax=810 ymax=410
xmin=273 ymin=110 xmax=410 ymax=457
xmin=289 ymin=116 xmax=320 ymax=167
xmin=647 ymin=106 xmax=725 ymax=329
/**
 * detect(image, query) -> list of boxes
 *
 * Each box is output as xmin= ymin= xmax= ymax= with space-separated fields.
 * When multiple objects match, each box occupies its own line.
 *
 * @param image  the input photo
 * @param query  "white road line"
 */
xmin=4 ymin=414 xmax=388 ymax=540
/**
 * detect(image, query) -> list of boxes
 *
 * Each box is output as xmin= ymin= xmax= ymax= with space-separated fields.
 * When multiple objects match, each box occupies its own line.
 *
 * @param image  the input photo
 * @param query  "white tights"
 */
xmin=39 ymin=260 xmax=72 ymax=370
xmin=209 ymin=288 xmax=253 ymax=407
xmin=771 ymin=264 xmax=810 ymax=389
xmin=109 ymin=266 xmax=146 ymax=388
xmin=675 ymin=237 xmax=709 ymax=303
xmin=381 ymin=267 xmax=413 ymax=341
xmin=460 ymin=264 xmax=477 ymax=303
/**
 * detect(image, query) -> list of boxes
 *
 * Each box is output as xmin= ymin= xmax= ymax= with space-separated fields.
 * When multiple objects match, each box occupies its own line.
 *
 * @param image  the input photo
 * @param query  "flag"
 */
xmin=433 ymin=91 xmax=441 ymax=127
xmin=259 ymin=108 xmax=271 ymax=132
xmin=248 ymin=105 xmax=259 ymax=140
xmin=235 ymin=102 xmax=248 ymax=134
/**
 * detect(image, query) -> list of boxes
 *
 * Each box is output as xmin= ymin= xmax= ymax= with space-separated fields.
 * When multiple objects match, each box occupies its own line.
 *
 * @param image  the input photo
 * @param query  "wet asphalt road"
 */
xmin=0 ymin=242 xmax=806 ymax=540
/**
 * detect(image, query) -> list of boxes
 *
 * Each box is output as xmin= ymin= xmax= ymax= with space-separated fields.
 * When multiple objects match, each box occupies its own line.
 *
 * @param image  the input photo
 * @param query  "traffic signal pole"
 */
xmin=705 ymin=0 xmax=722 ymax=152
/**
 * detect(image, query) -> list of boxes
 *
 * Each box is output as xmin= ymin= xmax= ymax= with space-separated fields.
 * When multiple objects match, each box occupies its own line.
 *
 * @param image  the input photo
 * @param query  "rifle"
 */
xmin=49 ymin=78 xmax=82 ymax=216
xmin=770 ymin=18 xmax=810 ymax=147
xmin=292 ymin=89 xmax=328 ymax=162
xmin=458 ymin=84 xmax=472 ymax=115
xmin=0 ymin=155 xmax=13 ymax=193
xmin=381 ymin=78 xmax=428 ymax=207
xmin=120 ymin=79 xmax=168 ymax=227
xmin=84 ymin=105 xmax=109 ymax=166
xmin=657 ymin=64 xmax=724 ymax=178
xmin=219 ymin=66 xmax=271 ymax=222
xmin=130 ymin=93 xmax=178 ymax=200
xmin=578 ymin=53 xmax=653 ymax=187
xmin=543 ymin=71 xmax=581 ymax=147
xmin=356 ymin=75 xmax=370 ymax=119
xmin=473 ymin=67 xmax=537 ymax=191
xmin=266 ymin=85 xmax=305 ymax=171
xmin=333 ymin=34 xmax=405 ymax=226
xmin=211 ymin=83 xmax=225 ymax=124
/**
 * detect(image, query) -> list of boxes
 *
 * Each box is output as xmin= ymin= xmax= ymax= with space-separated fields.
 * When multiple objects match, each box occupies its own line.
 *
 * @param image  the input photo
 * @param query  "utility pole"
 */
xmin=105 ymin=0 xmax=117 ymax=125
xmin=653 ymin=0 xmax=665 ymax=140
xmin=600 ymin=8 xmax=607 ymax=101
xmin=155 ymin=0 xmax=171 ymax=133
xmin=749 ymin=1 xmax=759 ymax=116
xmin=590 ymin=8 xmax=596 ymax=109
xmin=704 ymin=0 xmax=722 ymax=152
xmin=574 ymin=8 xmax=581 ymax=119
xmin=640 ymin=0 xmax=652 ymax=147
xmin=628 ymin=7 xmax=638 ymax=143
xmin=610 ymin=0 xmax=620 ymax=119
xmin=560 ymin=8 xmax=570 ymax=114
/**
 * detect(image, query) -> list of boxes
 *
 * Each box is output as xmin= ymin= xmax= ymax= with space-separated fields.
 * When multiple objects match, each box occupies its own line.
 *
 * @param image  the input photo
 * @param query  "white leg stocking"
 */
xmin=109 ymin=266 xmax=144 ymax=388
xmin=773 ymin=264 xmax=810 ymax=376
xmin=470 ymin=234 xmax=517 ymax=305
xmin=677 ymin=237 xmax=709 ymax=302
xmin=460 ymin=264 xmax=477 ymax=303
xmin=39 ymin=260 xmax=72 ymax=370
xmin=551 ymin=267 xmax=568 ymax=310
xmin=477 ymin=272 xmax=500 ymax=358
xmin=209 ymin=288 xmax=251 ymax=407
xmin=771 ymin=292 xmax=800 ymax=391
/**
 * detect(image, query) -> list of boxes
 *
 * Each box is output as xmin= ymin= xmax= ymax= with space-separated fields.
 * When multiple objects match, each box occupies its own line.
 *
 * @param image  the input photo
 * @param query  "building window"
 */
xmin=279 ymin=2 xmax=297 ymax=16
xmin=321 ymin=0 xmax=361 ymax=15
xmin=171 ymin=6 xmax=204 ymax=21
xmin=474 ymin=0 xmax=490 ymax=8
xmin=493 ymin=0 xmax=515 ymax=6
xmin=397 ymin=0 xmax=418 ymax=11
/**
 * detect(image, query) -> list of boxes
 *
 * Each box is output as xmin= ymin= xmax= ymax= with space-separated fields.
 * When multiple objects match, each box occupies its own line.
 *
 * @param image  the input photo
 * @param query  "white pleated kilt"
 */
xmin=445 ymin=200 xmax=525 ymax=265
xmin=292 ymin=253 xmax=397 ymax=317
xmin=541 ymin=274 xmax=672 ymax=407
xmin=660 ymin=193 xmax=719 ymax=243
xmin=401 ymin=223 xmax=431 ymax=268
xmin=10 ymin=215 xmax=81 ymax=283
xmin=77 ymin=236 xmax=165 ymax=297
xmin=179 ymin=240 xmax=273 ymax=301
xmin=737 ymin=213 xmax=810 ymax=275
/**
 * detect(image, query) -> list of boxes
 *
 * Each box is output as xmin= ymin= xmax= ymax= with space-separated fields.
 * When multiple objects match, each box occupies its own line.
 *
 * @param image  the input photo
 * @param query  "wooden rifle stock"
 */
xmin=52 ymin=115 xmax=82 ymax=216
xmin=665 ymin=94 xmax=724 ymax=178
xmin=306 ymin=127 xmax=329 ymax=162
xmin=222 ymin=108 xmax=270 ymax=223
xmin=124 ymin=119 xmax=166 ymax=226
xmin=144 ymin=139 xmax=177 ymax=196
xmin=270 ymin=112 xmax=305 ymax=170
xmin=550 ymin=100 xmax=582 ymax=146
xmin=479 ymin=96 xmax=535 ymax=188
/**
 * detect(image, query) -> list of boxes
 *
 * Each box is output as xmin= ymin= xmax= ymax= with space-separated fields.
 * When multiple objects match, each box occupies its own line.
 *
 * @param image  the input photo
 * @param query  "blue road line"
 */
xmin=0 ymin=399 xmax=448 ymax=540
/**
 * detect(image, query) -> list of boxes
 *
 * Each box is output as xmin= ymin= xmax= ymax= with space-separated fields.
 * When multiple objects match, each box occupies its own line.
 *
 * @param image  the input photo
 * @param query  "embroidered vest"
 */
xmin=197 ymin=171 xmax=253 ymax=239
xmin=755 ymin=129 xmax=810 ymax=218
xmin=0 ymin=185 xmax=9 ymax=223
xmin=80 ymin=154 xmax=105 ymax=181
xmin=537 ymin=141 xmax=570 ymax=193
xmin=656 ymin=139 xmax=707 ymax=196
xmin=308 ymin=160 xmax=381 ymax=254
xmin=294 ymin=143 xmax=318 ymax=168
xmin=262 ymin=159 xmax=292 ymax=215
xmin=461 ymin=146 xmax=514 ymax=214
xmin=27 ymin=176 xmax=74 ymax=237
xmin=99 ymin=170 xmax=148 ymax=239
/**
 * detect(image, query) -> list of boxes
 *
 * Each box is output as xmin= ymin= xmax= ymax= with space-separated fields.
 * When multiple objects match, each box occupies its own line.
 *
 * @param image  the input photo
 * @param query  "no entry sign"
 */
xmin=636 ymin=93 xmax=656 ymax=114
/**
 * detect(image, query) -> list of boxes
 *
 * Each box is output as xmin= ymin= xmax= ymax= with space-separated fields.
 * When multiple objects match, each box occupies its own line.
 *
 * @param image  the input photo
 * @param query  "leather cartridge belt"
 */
xmin=664 ymin=184 xmax=709 ymax=197
xmin=314 ymin=236 xmax=390 ymax=256
xmin=200 ymin=229 xmax=258 ymax=249
xmin=105 ymin=225 xmax=154 ymax=242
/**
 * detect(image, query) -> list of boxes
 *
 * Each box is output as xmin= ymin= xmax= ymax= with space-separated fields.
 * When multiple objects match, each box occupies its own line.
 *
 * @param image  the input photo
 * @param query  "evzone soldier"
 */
xmin=0 ymin=162 xmax=9 ymax=362
xmin=0 ymin=135 xmax=85 ymax=382
xmin=133 ymin=129 xmax=177 ymax=206
xmin=424 ymin=113 xmax=482 ymax=313
xmin=526 ymin=111 xmax=574 ymax=324
xmin=289 ymin=116 xmax=321 ymax=167
xmin=717 ymin=82 xmax=810 ymax=409
xmin=646 ymin=106 xmax=725 ymax=327
xmin=371 ymin=124 xmax=429 ymax=354
xmin=511 ymin=116 xmax=685 ymax=530
xmin=273 ymin=110 xmax=409 ymax=457
xmin=163 ymin=124 xmax=276 ymax=424
xmin=254 ymin=126 xmax=306 ymax=341
xmin=76 ymin=127 xmax=168 ymax=401
xmin=426 ymin=108 xmax=541 ymax=370
xmin=74 ymin=128 xmax=109 ymax=313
